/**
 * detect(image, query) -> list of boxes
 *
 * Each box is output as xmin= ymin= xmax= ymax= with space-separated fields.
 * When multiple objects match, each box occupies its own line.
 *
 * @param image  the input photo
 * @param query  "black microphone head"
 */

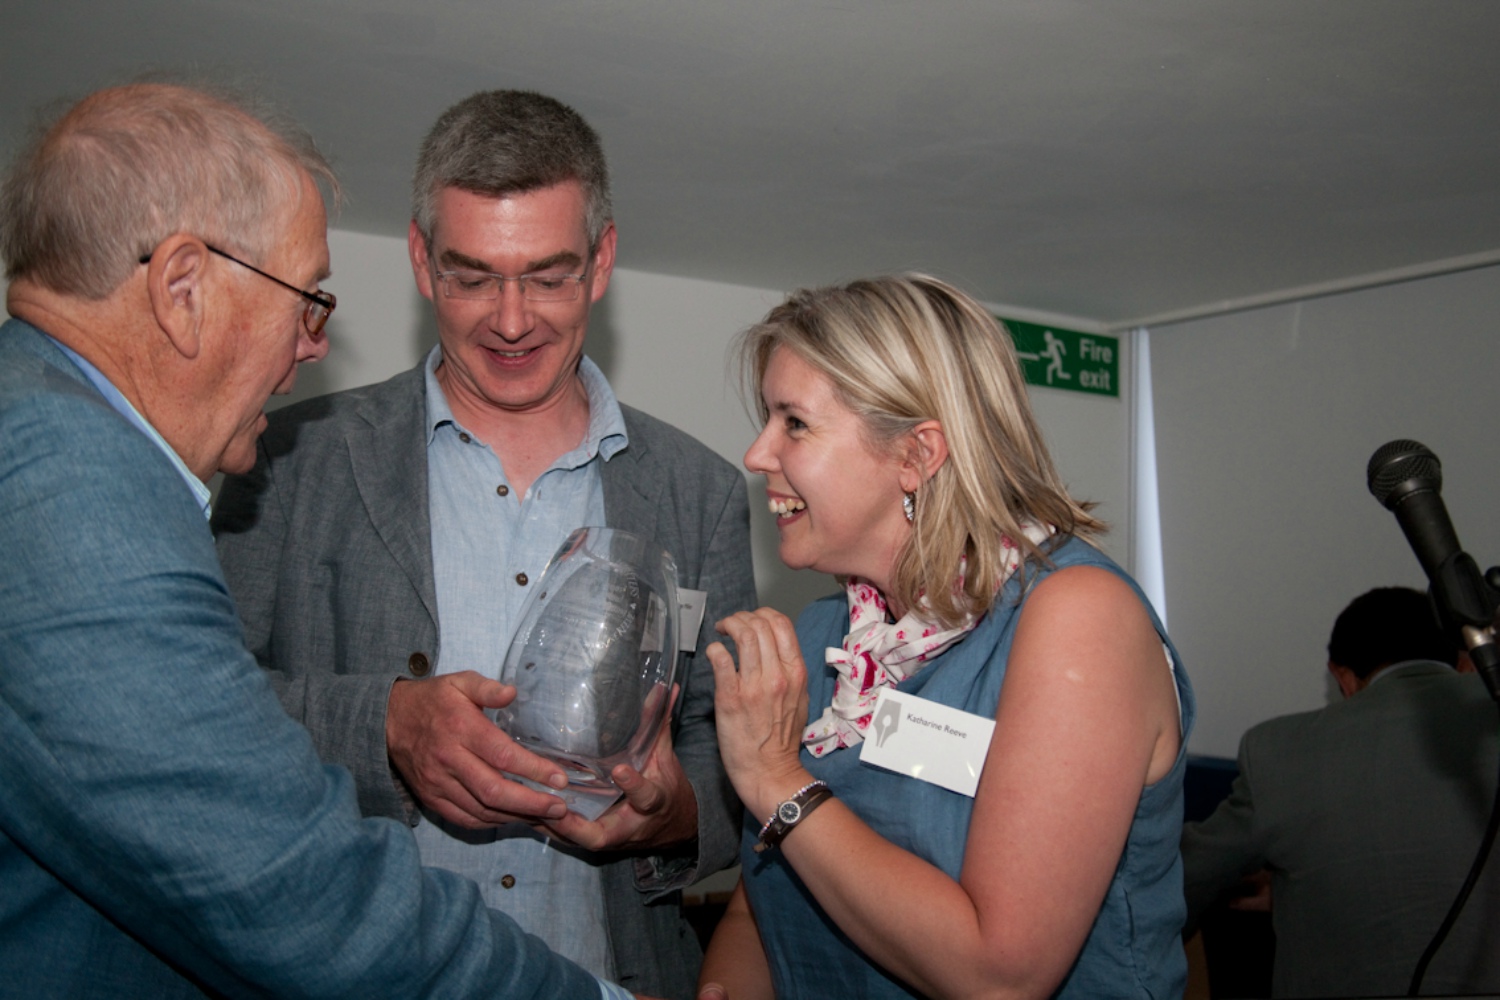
xmin=1367 ymin=439 xmax=1442 ymax=510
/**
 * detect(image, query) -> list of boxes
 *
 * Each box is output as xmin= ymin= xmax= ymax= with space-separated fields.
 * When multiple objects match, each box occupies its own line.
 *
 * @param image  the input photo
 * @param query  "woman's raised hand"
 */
xmin=707 ymin=609 xmax=813 ymax=817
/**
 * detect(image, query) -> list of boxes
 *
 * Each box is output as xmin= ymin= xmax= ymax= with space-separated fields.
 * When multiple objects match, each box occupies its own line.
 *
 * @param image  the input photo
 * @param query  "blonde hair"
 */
xmin=2 ymin=82 xmax=338 ymax=299
xmin=738 ymin=273 xmax=1104 ymax=629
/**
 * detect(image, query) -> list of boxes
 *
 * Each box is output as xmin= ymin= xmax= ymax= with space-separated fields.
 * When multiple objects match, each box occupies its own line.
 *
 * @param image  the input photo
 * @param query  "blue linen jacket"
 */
xmin=0 ymin=319 xmax=600 ymax=998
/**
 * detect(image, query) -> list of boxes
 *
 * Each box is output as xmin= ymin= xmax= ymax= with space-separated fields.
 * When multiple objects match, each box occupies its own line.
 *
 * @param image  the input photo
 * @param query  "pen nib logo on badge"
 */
xmin=873 ymin=697 xmax=902 ymax=747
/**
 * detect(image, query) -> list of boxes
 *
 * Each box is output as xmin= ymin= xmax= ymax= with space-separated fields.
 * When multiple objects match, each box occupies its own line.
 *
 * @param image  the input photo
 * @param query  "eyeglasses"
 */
xmin=433 ymin=268 xmax=587 ymax=303
xmin=138 ymin=243 xmax=337 ymax=337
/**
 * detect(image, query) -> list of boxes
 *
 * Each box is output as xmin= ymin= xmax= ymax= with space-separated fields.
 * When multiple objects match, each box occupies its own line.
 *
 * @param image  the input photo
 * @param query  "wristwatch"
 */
xmin=754 ymin=779 xmax=833 ymax=853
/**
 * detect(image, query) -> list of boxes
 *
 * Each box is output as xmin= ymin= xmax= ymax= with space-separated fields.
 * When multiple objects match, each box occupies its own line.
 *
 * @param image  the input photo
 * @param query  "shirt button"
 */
xmin=500 ymin=874 xmax=516 ymax=889
xmin=458 ymin=432 xmax=471 ymax=444
xmin=407 ymin=652 xmax=431 ymax=677
xmin=515 ymin=573 xmax=529 ymax=586
xmin=496 ymin=484 xmax=509 ymax=497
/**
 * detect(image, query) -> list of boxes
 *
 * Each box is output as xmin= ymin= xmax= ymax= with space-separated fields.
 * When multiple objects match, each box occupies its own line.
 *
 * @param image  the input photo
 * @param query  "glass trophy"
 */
xmin=491 ymin=527 xmax=680 ymax=820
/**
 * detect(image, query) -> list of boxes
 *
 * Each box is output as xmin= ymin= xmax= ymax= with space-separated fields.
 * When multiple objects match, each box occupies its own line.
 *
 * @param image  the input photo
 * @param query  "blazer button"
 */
xmin=500 ymin=874 xmax=516 ymax=889
xmin=407 ymin=652 xmax=431 ymax=677
xmin=515 ymin=572 xmax=528 ymax=586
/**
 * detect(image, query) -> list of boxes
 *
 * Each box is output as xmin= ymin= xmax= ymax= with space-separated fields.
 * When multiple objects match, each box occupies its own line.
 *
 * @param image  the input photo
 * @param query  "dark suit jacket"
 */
xmin=1182 ymin=662 xmax=1500 ymax=998
xmin=213 ymin=360 xmax=756 ymax=1000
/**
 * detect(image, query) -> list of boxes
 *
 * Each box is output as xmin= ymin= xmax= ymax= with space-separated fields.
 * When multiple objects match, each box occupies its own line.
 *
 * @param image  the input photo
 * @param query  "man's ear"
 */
xmin=1328 ymin=661 xmax=1363 ymax=699
xmin=144 ymin=235 xmax=208 ymax=360
xmin=587 ymin=222 xmax=617 ymax=304
xmin=901 ymin=419 xmax=949 ymax=492
xmin=408 ymin=220 xmax=436 ymax=302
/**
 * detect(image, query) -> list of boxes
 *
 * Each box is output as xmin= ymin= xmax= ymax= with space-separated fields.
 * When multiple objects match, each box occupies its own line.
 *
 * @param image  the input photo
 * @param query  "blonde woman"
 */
xmin=700 ymin=275 xmax=1191 ymax=999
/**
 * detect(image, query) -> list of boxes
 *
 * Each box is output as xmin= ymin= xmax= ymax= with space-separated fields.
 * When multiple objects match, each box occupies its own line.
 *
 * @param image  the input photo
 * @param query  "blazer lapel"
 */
xmin=601 ymin=416 xmax=657 ymax=539
xmin=346 ymin=369 xmax=440 ymax=628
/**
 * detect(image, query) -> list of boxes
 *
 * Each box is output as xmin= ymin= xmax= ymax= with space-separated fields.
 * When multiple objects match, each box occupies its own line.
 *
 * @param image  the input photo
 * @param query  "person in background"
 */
xmin=1183 ymin=586 xmax=1500 ymax=998
xmin=698 ymin=274 xmax=1193 ymax=999
xmin=212 ymin=89 xmax=755 ymax=1000
xmin=0 ymin=81 xmax=646 ymax=999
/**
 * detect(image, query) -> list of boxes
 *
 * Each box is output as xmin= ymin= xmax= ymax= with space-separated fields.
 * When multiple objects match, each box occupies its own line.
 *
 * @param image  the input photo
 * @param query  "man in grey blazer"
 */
xmin=1182 ymin=587 xmax=1500 ymax=997
xmin=213 ymin=90 xmax=755 ymax=1000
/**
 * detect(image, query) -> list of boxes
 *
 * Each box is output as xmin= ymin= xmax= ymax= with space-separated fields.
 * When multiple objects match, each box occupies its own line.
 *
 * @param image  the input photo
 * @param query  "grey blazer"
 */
xmin=213 ymin=361 xmax=756 ymax=1000
xmin=1182 ymin=662 xmax=1500 ymax=998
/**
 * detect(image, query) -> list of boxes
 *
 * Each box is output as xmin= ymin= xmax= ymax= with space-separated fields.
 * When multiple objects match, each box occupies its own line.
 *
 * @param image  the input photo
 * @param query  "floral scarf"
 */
xmin=802 ymin=521 xmax=1054 ymax=757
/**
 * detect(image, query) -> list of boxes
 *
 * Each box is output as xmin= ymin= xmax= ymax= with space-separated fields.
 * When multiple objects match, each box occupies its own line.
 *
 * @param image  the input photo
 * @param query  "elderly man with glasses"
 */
xmin=212 ymin=90 xmax=756 ymax=1000
xmin=0 ymin=81 xmax=653 ymax=999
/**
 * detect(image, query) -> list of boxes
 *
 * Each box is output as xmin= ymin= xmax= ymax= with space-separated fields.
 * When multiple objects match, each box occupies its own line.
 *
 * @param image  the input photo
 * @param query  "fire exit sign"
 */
xmin=1003 ymin=319 xmax=1118 ymax=398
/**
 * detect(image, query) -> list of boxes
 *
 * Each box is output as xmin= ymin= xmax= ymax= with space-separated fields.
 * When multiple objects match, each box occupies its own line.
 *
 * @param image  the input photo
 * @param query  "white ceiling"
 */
xmin=6 ymin=1 xmax=1500 ymax=329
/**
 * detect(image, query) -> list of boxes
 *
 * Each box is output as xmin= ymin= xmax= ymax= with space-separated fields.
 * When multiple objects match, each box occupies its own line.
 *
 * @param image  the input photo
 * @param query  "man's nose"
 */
xmin=491 ymin=279 xmax=535 ymax=339
xmin=299 ymin=325 xmax=330 ymax=363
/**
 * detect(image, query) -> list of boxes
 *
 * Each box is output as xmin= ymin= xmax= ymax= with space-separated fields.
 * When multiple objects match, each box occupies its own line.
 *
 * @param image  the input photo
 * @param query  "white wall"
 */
xmin=1029 ymin=360 xmax=1136 ymax=572
xmin=307 ymin=229 xmax=1134 ymax=620
xmin=1151 ymin=265 xmax=1500 ymax=758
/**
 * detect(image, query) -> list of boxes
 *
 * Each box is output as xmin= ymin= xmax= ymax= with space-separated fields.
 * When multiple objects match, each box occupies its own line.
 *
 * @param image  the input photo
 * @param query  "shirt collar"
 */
xmin=46 ymin=334 xmax=212 ymax=519
xmin=1366 ymin=658 xmax=1455 ymax=686
xmin=421 ymin=345 xmax=628 ymax=463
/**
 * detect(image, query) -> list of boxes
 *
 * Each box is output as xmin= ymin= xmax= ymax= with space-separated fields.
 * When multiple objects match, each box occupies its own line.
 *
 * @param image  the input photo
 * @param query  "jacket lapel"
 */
xmin=346 ymin=367 xmax=440 ymax=628
xmin=601 ymin=411 xmax=657 ymax=539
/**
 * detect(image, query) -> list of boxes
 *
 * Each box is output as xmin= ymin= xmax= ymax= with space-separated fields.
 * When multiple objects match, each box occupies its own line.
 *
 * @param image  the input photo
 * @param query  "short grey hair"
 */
xmin=411 ymin=90 xmax=611 ymax=248
xmin=1 ymin=82 xmax=338 ymax=300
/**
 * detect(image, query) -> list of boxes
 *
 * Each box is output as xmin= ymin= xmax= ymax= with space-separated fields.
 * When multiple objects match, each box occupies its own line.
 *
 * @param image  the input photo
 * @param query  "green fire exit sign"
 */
xmin=1002 ymin=319 xmax=1119 ymax=398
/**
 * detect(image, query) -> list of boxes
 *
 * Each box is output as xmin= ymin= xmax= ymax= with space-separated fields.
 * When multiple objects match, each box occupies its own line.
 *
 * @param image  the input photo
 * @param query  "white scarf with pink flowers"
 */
xmin=802 ymin=522 xmax=1054 ymax=757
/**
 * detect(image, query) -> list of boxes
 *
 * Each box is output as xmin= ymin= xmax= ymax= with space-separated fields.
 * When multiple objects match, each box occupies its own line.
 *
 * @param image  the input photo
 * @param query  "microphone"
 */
xmin=1367 ymin=439 xmax=1500 ymax=701
xmin=1366 ymin=440 xmax=1462 ymax=580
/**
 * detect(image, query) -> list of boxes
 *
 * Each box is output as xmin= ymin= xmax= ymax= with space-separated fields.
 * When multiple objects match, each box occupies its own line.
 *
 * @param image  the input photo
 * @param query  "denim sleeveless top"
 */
xmin=740 ymin=537 xmax=1194 ymax=998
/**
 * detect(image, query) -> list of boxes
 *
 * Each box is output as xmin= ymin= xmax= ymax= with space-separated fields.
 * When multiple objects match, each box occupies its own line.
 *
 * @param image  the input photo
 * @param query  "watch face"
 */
xmin=777 ymin=801 xmax=803 ymax=824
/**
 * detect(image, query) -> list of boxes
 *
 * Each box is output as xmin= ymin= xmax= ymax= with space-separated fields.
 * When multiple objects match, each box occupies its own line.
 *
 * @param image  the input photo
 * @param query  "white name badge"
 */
xmin=676 ymin=588 xmax=708 ymax=653
xmin=858 ymin=688 xmax=996 ymax=797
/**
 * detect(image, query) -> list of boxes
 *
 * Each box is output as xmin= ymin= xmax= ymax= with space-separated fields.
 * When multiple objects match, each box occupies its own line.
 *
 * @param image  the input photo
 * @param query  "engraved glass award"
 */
xmin=492 ymin=527 xmax=680 ymax=819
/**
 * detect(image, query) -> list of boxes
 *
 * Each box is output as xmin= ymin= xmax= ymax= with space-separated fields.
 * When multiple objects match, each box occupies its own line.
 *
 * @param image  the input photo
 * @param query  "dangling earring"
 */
xmin=903 ymin=490 xmax=916 ymax=523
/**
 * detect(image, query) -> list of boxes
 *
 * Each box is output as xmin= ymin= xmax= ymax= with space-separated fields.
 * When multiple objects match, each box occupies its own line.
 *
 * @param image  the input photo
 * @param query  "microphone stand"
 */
xmin=1365 ymin=439 xmax=1500 ymax=994
xmin=1407 ymin=554 xmax=1500 ymax=994
xmin=1408 ymin=697 xmax=1500 ymax=996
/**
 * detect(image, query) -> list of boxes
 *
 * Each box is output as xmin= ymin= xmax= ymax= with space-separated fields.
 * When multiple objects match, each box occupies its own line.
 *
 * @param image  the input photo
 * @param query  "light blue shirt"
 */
xmin=47 ymin=336 xmax=211 ymax=519
xmin=415 ymin=346 xmax=630 ymax=987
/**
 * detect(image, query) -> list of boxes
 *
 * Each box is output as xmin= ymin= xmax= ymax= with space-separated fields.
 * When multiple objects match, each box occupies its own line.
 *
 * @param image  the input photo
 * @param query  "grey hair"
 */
xmin=738 ymin=273 xmax=1105 ymax=629
xmin=1 ymin=82 xmax=338 ymax=300
xmin=411 ymin=90 xmax=611 ymax=248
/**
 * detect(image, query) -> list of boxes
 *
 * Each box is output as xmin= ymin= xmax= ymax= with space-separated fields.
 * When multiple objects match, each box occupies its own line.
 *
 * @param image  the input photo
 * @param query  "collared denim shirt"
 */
xmin=416 ymin=346 xmax=629 ymax=982
xmin=743 ymin=537 xmax=1194 ymax=999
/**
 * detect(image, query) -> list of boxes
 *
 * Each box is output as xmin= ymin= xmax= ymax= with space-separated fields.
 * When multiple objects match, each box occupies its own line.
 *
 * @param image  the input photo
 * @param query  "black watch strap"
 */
xmin=754 ymin=780 xmax=833 ymax=854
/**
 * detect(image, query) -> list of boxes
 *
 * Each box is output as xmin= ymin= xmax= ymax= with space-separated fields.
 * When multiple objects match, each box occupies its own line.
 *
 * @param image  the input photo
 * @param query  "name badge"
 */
xmin=676 ymin=588 xmax=708 ymax=653
xmin=858 ymin=688 xmax=995 ymax=797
